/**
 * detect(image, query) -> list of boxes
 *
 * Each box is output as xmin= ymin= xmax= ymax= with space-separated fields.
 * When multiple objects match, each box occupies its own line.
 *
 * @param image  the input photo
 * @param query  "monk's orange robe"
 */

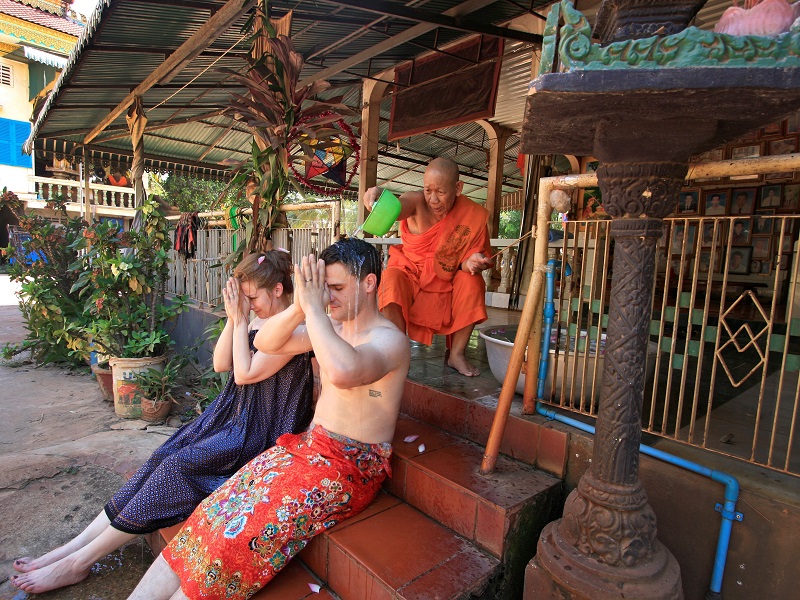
xmin=379 ymin=194 xmax=491 ymax=345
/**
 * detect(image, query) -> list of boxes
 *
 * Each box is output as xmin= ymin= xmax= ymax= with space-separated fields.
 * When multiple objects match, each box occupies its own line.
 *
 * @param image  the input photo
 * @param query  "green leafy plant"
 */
xmin=69 ymin=197 xmax=190 ymax=358
xmin=133 ymin=354 xmax=188 ymax=405
xmin=219 ymin=6 xmax=354 ymax=263
xmin=0 ymin=188 xmax=90 ymax=365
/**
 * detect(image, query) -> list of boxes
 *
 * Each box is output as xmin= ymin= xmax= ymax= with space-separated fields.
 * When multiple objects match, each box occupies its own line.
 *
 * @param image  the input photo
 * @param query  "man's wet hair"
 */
xmin=321 ymin=237 xmax=382 ymax=287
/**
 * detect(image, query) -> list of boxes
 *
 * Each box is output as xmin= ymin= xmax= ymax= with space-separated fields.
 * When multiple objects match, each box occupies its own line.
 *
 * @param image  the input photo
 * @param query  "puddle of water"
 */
xmin=3 ymin=539 xmax=153 ymax=600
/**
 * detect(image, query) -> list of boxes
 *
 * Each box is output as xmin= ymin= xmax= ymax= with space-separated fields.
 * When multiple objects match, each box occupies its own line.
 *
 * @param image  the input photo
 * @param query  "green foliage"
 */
xmin=69 ymin=197 xmax=190 ymax=358
xmin=499 ymin=209 xmax=522 ymax=239
xmin=220 ymin=6 xmax=354 ymax=262
xmin=150 ymin=173 xmax=243 ymax=213
xmin=183 ymin=316 xmax=227 ymax=412
xmin=0 ymin=188 xmax=90 ymax=365
xmin=133 ymin=354 xmax=189 ymax=404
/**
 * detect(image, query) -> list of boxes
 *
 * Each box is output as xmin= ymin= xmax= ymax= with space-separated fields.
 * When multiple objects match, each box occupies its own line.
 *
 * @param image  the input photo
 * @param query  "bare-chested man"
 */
xmin=127 ymin=238 xmax=410 ymax=600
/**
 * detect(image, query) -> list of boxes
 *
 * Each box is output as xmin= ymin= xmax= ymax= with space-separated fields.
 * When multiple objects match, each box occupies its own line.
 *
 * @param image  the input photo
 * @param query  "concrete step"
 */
xmin=150 ymin=382 xmax=566 ymax=599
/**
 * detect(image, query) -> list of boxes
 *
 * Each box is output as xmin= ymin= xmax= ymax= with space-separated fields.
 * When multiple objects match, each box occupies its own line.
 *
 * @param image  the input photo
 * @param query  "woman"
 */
xmin=12 ymin=250 xmax=313 ymax=594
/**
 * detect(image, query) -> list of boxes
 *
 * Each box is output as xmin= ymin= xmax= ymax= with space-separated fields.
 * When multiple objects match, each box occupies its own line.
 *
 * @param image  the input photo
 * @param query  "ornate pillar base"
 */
xmin=526 ymin=520 xmax=682 ymax=600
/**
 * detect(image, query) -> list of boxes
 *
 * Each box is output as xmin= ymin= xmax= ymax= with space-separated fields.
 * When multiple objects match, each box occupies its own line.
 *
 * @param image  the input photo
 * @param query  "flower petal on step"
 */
xmin=418 ymin=443 xmax=426 ymax=453
xmin=308 ymin=583 xmax=321 ymax=593
xmin=403 ymin=434 xmax=419 ymax=443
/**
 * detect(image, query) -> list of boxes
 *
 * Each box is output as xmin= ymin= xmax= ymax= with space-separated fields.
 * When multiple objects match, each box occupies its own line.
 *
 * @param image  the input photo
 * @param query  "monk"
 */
xmin=126 ymin=238 xmax=410 ymax=600
xmin=364 ymin=157 xmax=494 ymax=376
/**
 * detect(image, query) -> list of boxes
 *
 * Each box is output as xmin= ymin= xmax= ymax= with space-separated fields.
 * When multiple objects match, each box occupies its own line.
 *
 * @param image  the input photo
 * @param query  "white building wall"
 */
xmin=0 ymin=56 xmax=35 ymax=198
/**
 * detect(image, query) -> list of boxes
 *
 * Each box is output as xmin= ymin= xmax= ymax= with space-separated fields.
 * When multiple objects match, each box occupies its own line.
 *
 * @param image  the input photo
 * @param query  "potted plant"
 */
xmin=134 ymin=355 xmax=185 ymax=423
xmin=219 ymin=7 xmax=355 ymax=263
xmin=69 ymin=197 xmax=189 ymax=418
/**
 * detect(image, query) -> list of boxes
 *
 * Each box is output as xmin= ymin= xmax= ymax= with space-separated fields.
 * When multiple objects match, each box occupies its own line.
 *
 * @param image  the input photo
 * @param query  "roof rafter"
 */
xmin=82 ymin=0 xmax=256 ymax=145
xmin=297 ymin=0 xmax=498 ymax=87
xmin=319 ymin=0 xmax=542 ymax=44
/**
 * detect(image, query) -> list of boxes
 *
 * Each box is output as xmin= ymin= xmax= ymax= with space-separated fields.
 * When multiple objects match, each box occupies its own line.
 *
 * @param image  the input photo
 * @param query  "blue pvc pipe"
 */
xmin=538 ymin=259 xmax=572 ymax=399
xmin=535 ymin=257 xmax=741 ymax=599
xmin=536 ymin=403 xmax=741 ymax=598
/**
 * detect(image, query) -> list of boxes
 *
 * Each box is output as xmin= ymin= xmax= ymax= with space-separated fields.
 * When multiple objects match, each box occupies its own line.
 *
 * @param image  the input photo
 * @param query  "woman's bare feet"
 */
xmin=12 ymin=546 xmax=73 ymax=573
xmin=11 ymin=555 xmax=92 ymax=594
xmin=13 ymin=557 xmax=35 ymax=573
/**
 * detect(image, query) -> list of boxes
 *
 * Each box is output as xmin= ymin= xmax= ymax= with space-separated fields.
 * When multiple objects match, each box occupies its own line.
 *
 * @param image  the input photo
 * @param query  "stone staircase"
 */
xmin=150 ymin=380 xmax=568 ymax=599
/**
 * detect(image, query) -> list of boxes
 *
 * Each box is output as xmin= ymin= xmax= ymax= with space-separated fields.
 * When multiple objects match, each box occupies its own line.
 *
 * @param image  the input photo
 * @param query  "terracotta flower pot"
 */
xmin=91 ymin=363 xmax=114 ymax=402
xmin=141 ymin=398 xmax=172 ymax=423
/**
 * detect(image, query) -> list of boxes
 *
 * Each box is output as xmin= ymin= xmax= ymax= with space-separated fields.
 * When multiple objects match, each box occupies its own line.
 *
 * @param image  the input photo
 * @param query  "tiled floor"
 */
xmin=405 ymin=307 xmax=521 ymax=401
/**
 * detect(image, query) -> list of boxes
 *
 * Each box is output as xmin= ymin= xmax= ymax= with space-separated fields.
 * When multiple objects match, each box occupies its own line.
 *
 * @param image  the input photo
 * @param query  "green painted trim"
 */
xmin=687 ymin=340 xmax=701 ymax=357
xmin=538 ymin=1 xmax=560 ymax=77
xmin=672 ymin=353 xmax=685 ymax=369
xmin=704 ymin=326 xmax=718 ymax=342
xmin=785 ymin=354 xmax=800 ymax=372
xmin=553 ymin=0 xmax=800 ymax=71
xmin=790 ymin=318 xmax=800 ymax=336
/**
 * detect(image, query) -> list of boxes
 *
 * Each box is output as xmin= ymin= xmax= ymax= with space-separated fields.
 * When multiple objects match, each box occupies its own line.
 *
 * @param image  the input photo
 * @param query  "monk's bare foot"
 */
xmin=447 ymin=353 xmax=480 ymax=376
xmin=11 ymin=556 xmax=91 ymax=594
xmin=13 ymin=557 xmax=37 ymax=573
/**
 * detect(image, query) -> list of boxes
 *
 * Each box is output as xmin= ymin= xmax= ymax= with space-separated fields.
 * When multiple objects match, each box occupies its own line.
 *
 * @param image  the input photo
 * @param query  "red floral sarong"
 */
xmin=162 ymin=425 xmax=392 ymax=600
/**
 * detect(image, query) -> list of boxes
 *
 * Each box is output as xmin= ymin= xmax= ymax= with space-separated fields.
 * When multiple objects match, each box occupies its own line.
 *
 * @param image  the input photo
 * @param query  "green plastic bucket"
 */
xmin=362 ymin=189 xmax=401 ymax=236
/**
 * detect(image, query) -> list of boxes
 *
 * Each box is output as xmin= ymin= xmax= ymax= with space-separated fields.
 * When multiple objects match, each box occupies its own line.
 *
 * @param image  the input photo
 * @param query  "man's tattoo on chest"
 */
xmin=369 ymin=389 xmax=382 ymax=397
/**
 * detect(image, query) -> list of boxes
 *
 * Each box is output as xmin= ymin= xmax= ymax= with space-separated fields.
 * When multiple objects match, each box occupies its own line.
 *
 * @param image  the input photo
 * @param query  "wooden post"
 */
xmin=357 ymin=75 xmax=392 ymax=228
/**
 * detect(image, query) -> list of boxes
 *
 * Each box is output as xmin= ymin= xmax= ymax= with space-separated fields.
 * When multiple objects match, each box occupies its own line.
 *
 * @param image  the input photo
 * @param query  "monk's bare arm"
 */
xmin=253 ymin=303 xmax=312 ymax=355
xmin=364 ymin=186 xmax=422 ymax=222
xmin=304 ymin=307 xmax=409 ymax=389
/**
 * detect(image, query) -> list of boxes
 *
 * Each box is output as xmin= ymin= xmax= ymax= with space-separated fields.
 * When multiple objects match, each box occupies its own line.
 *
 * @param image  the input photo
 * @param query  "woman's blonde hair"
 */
xmin=233 ymin=250 xmax=293 ymax=294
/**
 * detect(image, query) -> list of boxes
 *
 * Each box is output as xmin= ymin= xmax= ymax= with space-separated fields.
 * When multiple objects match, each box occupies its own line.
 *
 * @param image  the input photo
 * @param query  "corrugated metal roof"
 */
xmin=25 ymin=0 xmax=735 ymax=193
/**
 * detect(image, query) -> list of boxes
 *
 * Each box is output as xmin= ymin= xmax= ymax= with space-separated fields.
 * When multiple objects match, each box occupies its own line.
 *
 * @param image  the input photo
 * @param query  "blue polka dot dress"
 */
xmin=104 ymin=330 xmax=313 ymax=534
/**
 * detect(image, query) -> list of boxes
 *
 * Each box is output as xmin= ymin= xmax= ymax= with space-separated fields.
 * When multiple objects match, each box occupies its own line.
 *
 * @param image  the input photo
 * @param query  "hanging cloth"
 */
xmin=174 ymin=212 xmax=200 ymax=259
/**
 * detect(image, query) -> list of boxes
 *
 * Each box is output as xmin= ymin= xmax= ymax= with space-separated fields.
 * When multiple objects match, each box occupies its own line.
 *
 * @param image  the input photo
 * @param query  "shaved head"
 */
xmin=427 ymin=157 xmax=460 ymax=185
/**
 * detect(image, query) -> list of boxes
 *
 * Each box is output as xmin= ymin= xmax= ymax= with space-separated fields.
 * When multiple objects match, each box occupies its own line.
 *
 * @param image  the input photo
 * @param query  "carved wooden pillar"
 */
xmin=526 ymin=162 xmax=685 ymax=600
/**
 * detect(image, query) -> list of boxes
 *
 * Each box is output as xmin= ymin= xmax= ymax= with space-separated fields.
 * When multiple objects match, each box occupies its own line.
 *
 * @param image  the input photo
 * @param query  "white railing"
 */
xmin=29 ymin=176 xmax=136 ymax=214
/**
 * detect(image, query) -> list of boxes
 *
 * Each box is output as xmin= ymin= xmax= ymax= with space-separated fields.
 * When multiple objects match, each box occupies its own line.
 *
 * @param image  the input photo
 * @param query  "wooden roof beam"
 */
xmin=82 ymin=0 xmax=255 ymax=145
xmin=298 ymin=0 xmax=497 ymax=88
xmin=320 ymin=0 xmax=542 ymax=44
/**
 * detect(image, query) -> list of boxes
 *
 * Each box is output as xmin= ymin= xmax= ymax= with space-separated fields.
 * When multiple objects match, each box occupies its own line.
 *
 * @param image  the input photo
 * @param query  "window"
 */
xmin=0 ymin=63 xmax=11 ymax=87
xmin=0 ymin=118 xmax=33 ymax=168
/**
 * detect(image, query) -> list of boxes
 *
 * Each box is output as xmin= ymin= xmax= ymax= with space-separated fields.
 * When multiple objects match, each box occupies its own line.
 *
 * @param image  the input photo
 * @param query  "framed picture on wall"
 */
xmin=677 ymin=189 xmax=701 ymax=214
xmin=768 ymin=136 xmax=797 ymax=156
xmin=787 ymin=112 xmax=800 ymax=135
xmin=760 ymin=260 xmax=772 ymax=275
xmin=701 ymin=221 xmax=726 ymax=247
xmin=750 ymin=259 xmax=762 ymax=274
xmin=731 ymin=218 xmax=752 ymax=245
xmin=727 ymin=247 xmax=752 ymax=275
xmin=752 ymin=236 xmax=771 ymax=259
xmin=760 ymin=121 xmax=783 ymax=137
xmin=766 ymin=136 xmax=798 ymax=180
xmin=703 ymin=189 xmax=729 ymax=215
xmin=698 ymin=250 xmax=721 ymax=273
xmin=752 ymin=209 xmax=775 ymax=235
xmin=760 ymin=184 xmax=783 ymax=208
xmin=729 ymin=188 xmax=756 ymax=215
xmin=689 ymin=148 xmax=724 ymax=183
xmin=729 ymin=143 xmax=763 ymax=181
xmin=782 ymin=184 xmax=800 ymax=211
xmin=670 ymin=223 xmax=697 ymax=255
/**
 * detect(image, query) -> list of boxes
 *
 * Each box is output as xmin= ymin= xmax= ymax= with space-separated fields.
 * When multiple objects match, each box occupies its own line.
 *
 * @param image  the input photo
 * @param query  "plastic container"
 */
xmin=362 ymin=189 xmax=401 ymax=236
xmin=109 ymin=356 xmax=166 ymax=418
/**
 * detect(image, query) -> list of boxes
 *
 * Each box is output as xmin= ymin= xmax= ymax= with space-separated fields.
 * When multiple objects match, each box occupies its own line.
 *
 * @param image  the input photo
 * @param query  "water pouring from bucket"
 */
xmin=352 ymin=188 xmax=402 ymax=237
